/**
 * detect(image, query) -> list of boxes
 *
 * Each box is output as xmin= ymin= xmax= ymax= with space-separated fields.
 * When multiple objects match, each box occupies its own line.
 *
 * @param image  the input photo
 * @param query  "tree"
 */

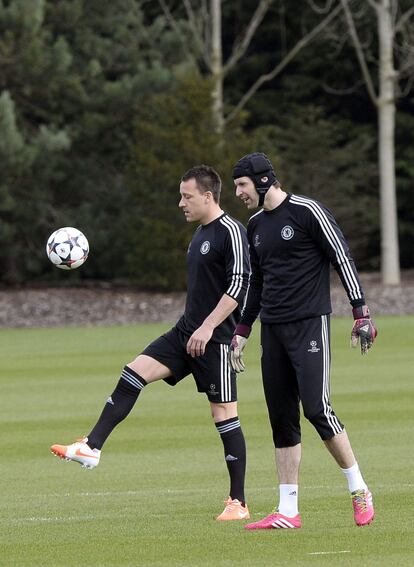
xmin=158 ymin=1 xmax=344 ymax=132
xmin=0 ymin=0 xmax=183 ymax=284
xmin=0 ymin=1 xmax=71 ymax=283
xmin=125 ymin=72 xmax=251 ymax=290
xmin=242 ymin=103 xmax=379 ymax=267
xmin=339 ymin=0 xmax=414 ymax=284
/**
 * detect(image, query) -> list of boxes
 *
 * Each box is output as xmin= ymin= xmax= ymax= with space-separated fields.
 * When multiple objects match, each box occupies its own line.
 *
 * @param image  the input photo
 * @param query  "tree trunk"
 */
xmin=210 ymin=0 xmax=224 ymax=134
xmin=378 ymin=0 xmax=400 ymax=284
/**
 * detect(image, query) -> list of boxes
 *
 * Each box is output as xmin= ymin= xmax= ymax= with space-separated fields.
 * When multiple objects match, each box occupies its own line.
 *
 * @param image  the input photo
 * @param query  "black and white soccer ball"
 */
xmin=46 ymin=227 xmax=89 ymax=270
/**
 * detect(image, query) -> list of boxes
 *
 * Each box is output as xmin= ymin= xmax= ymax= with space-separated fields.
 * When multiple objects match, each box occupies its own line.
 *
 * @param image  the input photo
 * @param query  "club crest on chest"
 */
xmin=281 ymin=225 xmax=294 ymax=240
xmin=200 ymin=241 xmax=210 ymax=254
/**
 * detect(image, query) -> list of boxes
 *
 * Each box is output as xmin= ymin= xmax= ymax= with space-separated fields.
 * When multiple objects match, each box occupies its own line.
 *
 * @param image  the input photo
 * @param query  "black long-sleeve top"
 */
xmin=240 ymin=193 xmax=365 ymax=326
xmin=177 ymin=213 xmax=250 ymax=343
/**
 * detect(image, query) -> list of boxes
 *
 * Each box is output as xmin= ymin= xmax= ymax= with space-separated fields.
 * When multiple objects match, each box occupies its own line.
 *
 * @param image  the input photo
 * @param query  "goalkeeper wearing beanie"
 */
xmin=231 ymin=152 xmax=377 ymax=531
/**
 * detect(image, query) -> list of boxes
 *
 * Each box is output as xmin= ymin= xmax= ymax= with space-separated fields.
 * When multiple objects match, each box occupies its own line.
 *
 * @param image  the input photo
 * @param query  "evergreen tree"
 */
xmin=1 ymin=1 xmax=412 ymax=285
xmin=0 ymin=0 xmax=72 ymax=283
xmin=125 ymin=72 xmax=249 ymax=290
xmin=0 ymin=0 xmax=182 ymax=283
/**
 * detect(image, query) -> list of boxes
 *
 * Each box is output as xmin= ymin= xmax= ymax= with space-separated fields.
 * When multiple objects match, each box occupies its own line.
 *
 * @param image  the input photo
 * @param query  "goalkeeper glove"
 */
xmin=229 ymin=324 xmax=251 ymax=373
xmin=351 ymin=305 xmax=377 ymax=355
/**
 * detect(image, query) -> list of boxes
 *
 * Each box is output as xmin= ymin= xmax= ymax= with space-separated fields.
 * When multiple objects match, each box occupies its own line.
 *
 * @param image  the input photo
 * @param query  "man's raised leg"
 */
xmin=50 ymin=355 xmax=170 ymax=468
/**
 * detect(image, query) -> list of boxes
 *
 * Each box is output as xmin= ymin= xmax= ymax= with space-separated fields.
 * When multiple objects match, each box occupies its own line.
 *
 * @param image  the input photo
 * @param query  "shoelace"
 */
xmin=223 ymin=499 xmax=238 ymax=512
xmin=265 ymin=508 xmax=280 ymax=517
xmin=352 ymin=490 xmax=368 ymax=512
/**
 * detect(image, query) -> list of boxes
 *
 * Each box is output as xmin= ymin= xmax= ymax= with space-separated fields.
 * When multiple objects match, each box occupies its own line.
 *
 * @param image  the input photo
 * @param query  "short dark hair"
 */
xmin=181 ymin=165 xmax=221 ymax=203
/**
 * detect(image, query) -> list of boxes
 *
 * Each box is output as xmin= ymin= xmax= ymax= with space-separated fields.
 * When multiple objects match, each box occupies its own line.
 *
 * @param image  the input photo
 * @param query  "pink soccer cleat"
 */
xmin=352 ymin=489 xmax=374 ymax=526
xmin=245 ymin=511 xmax=301 ymax=530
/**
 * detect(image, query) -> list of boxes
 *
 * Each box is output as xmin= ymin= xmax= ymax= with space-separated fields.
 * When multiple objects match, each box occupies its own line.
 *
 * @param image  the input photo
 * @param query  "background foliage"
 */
xmin=0 ymin=0 xmax=412 ymax=288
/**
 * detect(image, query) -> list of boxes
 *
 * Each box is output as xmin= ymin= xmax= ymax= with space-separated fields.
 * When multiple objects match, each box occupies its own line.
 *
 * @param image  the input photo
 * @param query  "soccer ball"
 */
xmin=46 ymin=227 xmax=89 ymax=270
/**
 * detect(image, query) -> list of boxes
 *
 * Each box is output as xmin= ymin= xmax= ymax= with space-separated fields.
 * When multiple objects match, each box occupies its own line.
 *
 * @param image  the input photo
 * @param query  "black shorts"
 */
xmin=142 ymin=326 xmax=237 ymax=403
xmin=261 ymin=315 xmax=344 ymax=446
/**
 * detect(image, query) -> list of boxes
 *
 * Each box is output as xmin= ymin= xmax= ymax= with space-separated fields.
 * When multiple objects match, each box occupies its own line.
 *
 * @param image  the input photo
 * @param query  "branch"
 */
xmin=394 ymin=4 xmax=414 ymax=79
xmin=223 ymin=0 xmax=274 ymax=76
xmin=397 ymin=72 xmax=414 ymax=97
xmin=365 ymin=0 xmax=379 ymax=12
xmin=340 ymin=0 xmax=378 ymax=105
xmin=279 ymin=0 xmax=287 ymax=56
xmin=397 ymin=46 xmax=414 ymax=78
xmin=322 ymin=77 xmax=365 ymax=94
xmin=225 ymin=2 xmax=343 ymax=124
xmin=157 ymin=0 xmax=199 ymax=67
xmin=200 ymin=0 xmax=210 ymax=47
xmin=158 ymin=0 xmax=180 ymax=33
xmin=306 ymin=0 xmax=335 ymax=14
xmin=391 ymin=0 xmax=399 ymax=30
xmin=395 ymin=6 xmax=414 ymax=33
xmin=183 ymin=0 xmax=211 ymax=69
xmin=183 ymin=0 xmax=203 ymax=41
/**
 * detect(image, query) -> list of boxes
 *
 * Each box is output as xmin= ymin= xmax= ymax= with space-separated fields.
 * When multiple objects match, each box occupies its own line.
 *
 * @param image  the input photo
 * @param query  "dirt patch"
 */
xmin=0 ymin=272 xmax=413 ymax=328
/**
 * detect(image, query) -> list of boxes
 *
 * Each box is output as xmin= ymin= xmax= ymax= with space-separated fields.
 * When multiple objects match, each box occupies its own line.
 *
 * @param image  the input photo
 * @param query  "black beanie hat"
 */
xmin=232 ymin=152 xmax=277 ymax=205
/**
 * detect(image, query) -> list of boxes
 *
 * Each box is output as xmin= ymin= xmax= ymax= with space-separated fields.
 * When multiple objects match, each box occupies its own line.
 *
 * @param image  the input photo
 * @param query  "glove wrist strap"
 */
xmin=235 ymin=323 xmax=252 ymax=338
xmin=352 ymin=305 xmax=370 ymax=320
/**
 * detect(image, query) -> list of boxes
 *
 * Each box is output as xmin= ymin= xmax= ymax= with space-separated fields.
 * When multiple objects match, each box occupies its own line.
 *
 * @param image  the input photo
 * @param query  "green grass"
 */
xmin=1 ymin=317 xmax=413 ymax=566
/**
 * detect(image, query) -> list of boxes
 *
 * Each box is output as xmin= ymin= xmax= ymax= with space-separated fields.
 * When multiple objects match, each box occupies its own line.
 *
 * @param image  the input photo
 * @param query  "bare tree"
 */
xmin=158 ymin=0 xmax=275 ymax=131
xmin=158 ymin=1 xmax=342 ymax=132
xmin=340 ymin=0 xmax=414 ymax=285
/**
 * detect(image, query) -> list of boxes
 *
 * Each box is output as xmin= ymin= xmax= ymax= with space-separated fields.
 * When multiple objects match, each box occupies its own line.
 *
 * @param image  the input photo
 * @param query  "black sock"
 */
xmin=215 ymin=417 xmax=246 ymax=504
xmin=87 ymin=366 xmax=147 ymax=450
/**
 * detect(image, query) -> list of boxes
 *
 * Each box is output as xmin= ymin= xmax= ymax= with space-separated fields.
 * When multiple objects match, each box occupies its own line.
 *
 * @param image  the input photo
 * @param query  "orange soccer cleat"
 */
xmin=216 ymin=498 xmax=250 ymax=521
xmin=50 ymin=437 xmax=101 ymax=469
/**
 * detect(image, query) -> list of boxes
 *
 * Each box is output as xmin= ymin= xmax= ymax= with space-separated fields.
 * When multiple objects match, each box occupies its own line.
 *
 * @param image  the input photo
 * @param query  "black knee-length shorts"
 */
xmin=142 ymin=326 xmax=237 ymax=403
xmin=261 ymin=315 xmax=344 ymax=447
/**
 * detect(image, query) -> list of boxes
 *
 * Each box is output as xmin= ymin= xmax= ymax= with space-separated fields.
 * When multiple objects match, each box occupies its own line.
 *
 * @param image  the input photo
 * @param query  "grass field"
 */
xmin=1 ymin=317 xmax=413 ymax=567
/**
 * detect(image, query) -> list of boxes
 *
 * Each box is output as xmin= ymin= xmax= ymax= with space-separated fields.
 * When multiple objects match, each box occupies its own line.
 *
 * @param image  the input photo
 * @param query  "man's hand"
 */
xmin=229 ymin=324 xmax=252 ymax=372
xmin=230 ymin=335 xmax=248 ymax=372
xmin=351 ymin=305 xmax=378 ymax=355
xmin=186 ymin=323 xmax=214 ymax=357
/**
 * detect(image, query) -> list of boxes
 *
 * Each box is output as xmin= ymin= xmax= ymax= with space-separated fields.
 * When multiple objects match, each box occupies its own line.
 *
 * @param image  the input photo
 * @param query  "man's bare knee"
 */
xmin=127 ymin=354 xmax=171 ymax=383
xmin=210 ymin=401 xmax=238 ymax=422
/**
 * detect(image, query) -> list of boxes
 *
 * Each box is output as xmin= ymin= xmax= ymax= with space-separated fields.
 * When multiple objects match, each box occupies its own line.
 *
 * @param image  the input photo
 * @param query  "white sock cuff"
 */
xmin=341 ymin=461 xmax=368 ymax=492
xmin=278 ymin=484 xmax=299 ymax=517
xmin=340 ymin=462 xmax=359 ymax=474
xmin=280 ymin=483 xmax=298 ymax=494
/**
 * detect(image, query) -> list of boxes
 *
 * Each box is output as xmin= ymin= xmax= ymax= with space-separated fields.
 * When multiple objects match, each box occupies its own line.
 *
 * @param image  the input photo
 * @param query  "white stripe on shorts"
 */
xmin=220 ymin=344 xmax=231 ymax=402
xmin=321 ymin=315 xmax=342 ymax=435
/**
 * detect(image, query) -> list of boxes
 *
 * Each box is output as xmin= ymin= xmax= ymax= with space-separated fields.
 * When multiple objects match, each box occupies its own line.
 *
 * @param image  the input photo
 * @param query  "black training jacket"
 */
xmin=240 ymin=193 xmax=365 ymax=326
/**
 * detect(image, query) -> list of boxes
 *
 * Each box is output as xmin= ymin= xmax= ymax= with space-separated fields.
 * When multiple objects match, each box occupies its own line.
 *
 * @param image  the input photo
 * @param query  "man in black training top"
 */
xmin=230 ymin=152 xmax=377 ymax=530
xmin=51 ymin=165 xmax=251 ymax=521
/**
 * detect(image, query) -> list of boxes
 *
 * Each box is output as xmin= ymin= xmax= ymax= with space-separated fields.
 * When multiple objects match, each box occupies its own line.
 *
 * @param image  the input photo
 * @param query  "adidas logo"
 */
xmin=289 ymin=491 xmax=297 ymax=496
xmin=225 ymin=454 xmax=238 ymax=462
